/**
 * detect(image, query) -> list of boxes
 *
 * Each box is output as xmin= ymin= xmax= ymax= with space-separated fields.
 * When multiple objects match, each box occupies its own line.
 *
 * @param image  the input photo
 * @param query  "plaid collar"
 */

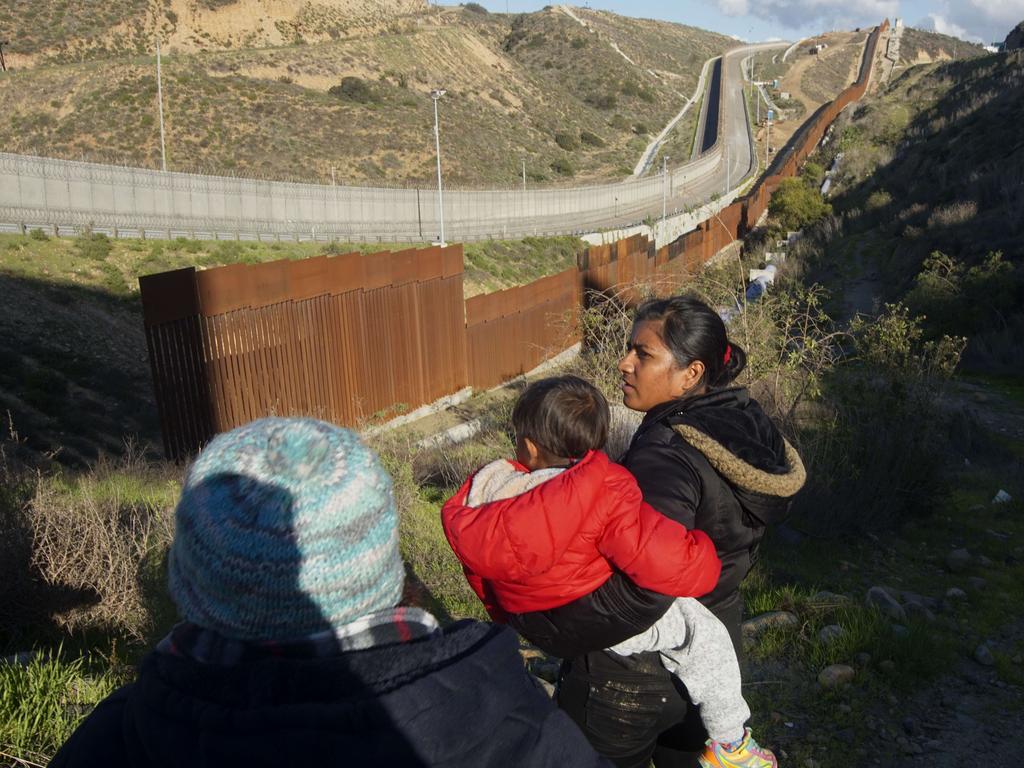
xmin=157 ymin=607 xmax=441 ymax=666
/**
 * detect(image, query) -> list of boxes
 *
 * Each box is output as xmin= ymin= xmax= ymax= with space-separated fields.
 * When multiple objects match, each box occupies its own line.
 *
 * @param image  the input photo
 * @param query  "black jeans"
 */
xmin=557 ymin=594 xmax=744 ymax=768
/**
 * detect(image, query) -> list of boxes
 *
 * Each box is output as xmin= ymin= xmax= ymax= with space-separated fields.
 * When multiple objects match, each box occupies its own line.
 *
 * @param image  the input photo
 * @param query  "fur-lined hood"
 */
xmin=633 ymin=387 xmax=805 ymax=526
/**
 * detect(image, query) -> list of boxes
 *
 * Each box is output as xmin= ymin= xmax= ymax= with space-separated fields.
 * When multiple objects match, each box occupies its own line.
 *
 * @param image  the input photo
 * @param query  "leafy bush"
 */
xmin=550 ymin=157 xmax=576 ymax=176
xmin=768 ymin=177 xmax=832 ymax=232
xmin=554 ymin=131 xmax=580 ymax=151
xmin=328 ymin=76 xmax=376 ymax=104
xmin=74 ymin=232 xmax=112 ymax=262
xmin=28 ymin=228 xmax=49 ymax=241
xmin=632 ymin=122 xmax=649 ymax=135
xmin=462 ymin=2 xmax=488 ymax=12
xmin=585 ymin=92 xmax=618 ymax=110
xmin=571 ymin=36 xmax=588 ymax=49
xmin=579 ymin=130 xmax=605 ymax=148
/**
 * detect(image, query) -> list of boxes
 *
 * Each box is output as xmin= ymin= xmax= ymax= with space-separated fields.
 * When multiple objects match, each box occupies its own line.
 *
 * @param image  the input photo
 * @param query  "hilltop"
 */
xmin=0 ymin=4 xmax=733 ymax=185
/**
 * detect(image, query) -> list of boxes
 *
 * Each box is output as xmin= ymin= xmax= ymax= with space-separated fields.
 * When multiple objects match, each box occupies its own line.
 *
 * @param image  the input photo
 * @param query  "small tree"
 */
xmin=768 ymin=177 xmax=832 ymax=232
xmin=554 ymin=131 xmax=580 ymax=151
xmin=328 ymin=76 xmax=375 ymax=103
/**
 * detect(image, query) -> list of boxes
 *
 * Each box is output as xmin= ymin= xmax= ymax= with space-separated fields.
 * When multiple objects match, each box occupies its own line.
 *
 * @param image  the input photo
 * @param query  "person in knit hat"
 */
xmin=52 ymin=417 xmax=611 ymax=768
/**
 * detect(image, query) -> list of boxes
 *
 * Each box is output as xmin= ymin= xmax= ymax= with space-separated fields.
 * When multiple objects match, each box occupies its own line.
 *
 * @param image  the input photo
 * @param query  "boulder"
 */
xmin=974 ymin=644 xmax=995 ymax=666
xmin=945 ymin=548 xmax=972 ymax=573
xmin=818 ymin=624 xmax=844 ymax=644
xmin=742 ymin=610 xmax=800 ymax=638
xmin=866 ymin=586 xmax=906 ymax=622
xmin=817 ymin=664 xmax=855 ymax=688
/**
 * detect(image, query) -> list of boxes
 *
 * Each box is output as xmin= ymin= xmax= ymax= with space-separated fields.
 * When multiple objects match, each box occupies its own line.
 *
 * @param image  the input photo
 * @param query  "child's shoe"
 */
xmin=698 ymin=728 xmax=778 ymax=768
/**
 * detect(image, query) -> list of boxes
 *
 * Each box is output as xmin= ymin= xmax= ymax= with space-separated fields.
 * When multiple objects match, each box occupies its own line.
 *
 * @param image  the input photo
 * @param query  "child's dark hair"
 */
xmin=633 ymin=294 xmax=746 ymax=389
xmin=512 ymin=375 xmax=609 ymax=460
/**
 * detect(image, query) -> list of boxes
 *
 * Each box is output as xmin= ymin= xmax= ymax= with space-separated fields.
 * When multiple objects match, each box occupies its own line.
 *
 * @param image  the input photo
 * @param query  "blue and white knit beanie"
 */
xmin=168 ymin=417 xmax=404 ymax=642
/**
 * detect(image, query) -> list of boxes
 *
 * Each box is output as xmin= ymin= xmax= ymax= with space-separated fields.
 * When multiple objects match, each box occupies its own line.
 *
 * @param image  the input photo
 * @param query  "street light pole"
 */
xmin=431 ymin=88 xmax=447 ymax=246
xmin=156 ymin=37 xmax=167 ymax=172
xmin=661 ymin=155 xmax=668 ymax=223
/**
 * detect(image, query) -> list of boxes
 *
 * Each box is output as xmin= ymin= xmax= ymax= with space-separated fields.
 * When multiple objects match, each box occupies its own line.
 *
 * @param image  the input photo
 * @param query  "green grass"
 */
xmin=0 ymin=649 xmax=128 ymax=760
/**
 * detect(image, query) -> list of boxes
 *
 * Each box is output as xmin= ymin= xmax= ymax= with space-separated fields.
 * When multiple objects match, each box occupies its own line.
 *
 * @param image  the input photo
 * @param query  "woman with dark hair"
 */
xmin=555 ymin=294 xmax=806 ymax=768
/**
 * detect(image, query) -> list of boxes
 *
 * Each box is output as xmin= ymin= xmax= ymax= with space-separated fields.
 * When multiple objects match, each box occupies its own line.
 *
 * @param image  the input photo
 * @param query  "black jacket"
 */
xmin=512 ymin=388 xmax=804 ymax=659
xmin=49 ymin=620 xmax=612 ymax=768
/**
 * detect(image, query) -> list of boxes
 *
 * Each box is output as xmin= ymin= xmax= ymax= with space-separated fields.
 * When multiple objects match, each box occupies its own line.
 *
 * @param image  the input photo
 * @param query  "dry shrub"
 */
xmin=927 ymin=200 xmax=977 ymax=228
xmin=27 ymin=449 xmax=178 ymax=641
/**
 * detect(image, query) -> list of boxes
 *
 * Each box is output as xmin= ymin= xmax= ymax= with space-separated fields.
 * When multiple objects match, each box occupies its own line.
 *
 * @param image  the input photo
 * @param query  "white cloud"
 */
xmin=713 ymin=0 xmax=898 ymax=32
xmin=714 ymin=0 xmax=1022 ymax=41
xmin=917 ymin=13 xmax=973 ymax=40
xmin=718 ymin=0 xmax=751 ymax=15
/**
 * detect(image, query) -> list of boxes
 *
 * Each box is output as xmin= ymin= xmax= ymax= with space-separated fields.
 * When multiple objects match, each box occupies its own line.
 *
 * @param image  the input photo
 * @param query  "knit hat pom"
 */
xmin=168 ymin=418 xmax=404 ymax=642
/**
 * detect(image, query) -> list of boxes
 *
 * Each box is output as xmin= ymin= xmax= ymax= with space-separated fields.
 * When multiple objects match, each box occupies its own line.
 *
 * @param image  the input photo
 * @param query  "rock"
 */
xmin=899 ymin=590 xmax=938 ymax=610
xmin=974 ymin=644 xmax=995 ymax=666
xmin=742 ymin=610 xmax=799 ymax=638
xmin=818 ymin=624 xmax=845 ymax=644
xmin=837 ymin=703 xmax=853 ymax=715
xmin=1013 ymin=654 xmax=1022 ymax=665
xmin=866 ymin=586 xmax=906 ymax=621
xmin=967 ymin=576 xmax=988 ymax=592
xmin=835 ymin=727 xmax=855 ymax=744
xmin=978 ymin=554 xmax=994 ymax=567
xmin=879 ymin=659 xmax=896 ymax=674
xmin=0 ymin=651 xmax=36 ymax=667
xmin=818 ymin=664 xmax=855 ymax=688
xmin=902 ymin=717 xmax=918 ymax=736
xmin=903 ymin=741 xmax=923 ymax=755
xmin=1005 ymin=20 xmax=1024 ymax=51
xmin=853 ymin=652 xmax=872 ymax=668
xmin=945 ymin=548 xmax=972 ymax=573
xmin=891 ymin=624 xmax=910 ymax=639
xmin=992 ymin=489 xmax=1012 ymax=504
xmin=946 ymin=587 xmax=967 ymax=601
xmin=803 ymin=759 xmax=820 ymax=768
xmin=904 ymin=601 xmax=936 ymax=623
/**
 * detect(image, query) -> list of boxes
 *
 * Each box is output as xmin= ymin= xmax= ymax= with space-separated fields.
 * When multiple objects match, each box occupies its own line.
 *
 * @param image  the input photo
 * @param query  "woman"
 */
xmin=556 ymin=295 xmax=805 ymax=768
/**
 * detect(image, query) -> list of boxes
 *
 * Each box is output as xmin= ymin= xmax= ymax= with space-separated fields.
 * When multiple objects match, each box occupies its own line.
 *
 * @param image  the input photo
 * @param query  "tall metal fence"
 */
xmin=0 ymin=148 xmax=723 ymax=243
xmin=138 ymin=22 xmax=887 ymax=458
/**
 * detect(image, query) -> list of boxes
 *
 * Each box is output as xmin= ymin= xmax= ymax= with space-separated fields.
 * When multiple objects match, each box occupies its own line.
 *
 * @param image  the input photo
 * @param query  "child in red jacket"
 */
xmin=442 ymin=376 xmax=777 ymax=768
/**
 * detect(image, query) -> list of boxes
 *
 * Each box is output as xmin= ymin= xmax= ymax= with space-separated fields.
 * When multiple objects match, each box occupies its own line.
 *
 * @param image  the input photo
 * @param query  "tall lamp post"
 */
xmin=156 ymin=37 xmax=167 ymax=172
xmin=431 ymin=88 xmax=447 ymax=246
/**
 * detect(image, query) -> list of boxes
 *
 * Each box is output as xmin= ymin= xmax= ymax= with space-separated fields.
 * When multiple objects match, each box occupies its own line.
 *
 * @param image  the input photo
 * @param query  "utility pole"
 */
xmin=431 ymin=89 xmax=447 ymax=246
xmin=521 ymin=159 xmax=526 ymax=192
xmin=0 ymin=40 xmax=9 ymax=73
xmin=661 ymin=155 xmax=669 ymax=223
xmin=766 ymin=110 xmax=772 ymax=169
xmin=156 ymin=37 xmax=167 ymax=172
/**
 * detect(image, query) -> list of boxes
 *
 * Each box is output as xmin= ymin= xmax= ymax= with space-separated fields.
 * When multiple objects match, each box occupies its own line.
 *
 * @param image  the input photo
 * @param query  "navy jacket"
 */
xmin=50 ymin=620 xmax=612 ymax=768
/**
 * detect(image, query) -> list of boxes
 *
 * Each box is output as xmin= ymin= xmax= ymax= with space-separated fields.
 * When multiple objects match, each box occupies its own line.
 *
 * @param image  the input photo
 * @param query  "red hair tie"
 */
xmin=723 ymin=344 xmax=732 ymax=365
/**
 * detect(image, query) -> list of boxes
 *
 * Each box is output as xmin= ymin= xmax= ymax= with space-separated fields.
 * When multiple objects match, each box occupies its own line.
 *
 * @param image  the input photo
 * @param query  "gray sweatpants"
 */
xmin=610 ymin=598 xmax=749 ymax=743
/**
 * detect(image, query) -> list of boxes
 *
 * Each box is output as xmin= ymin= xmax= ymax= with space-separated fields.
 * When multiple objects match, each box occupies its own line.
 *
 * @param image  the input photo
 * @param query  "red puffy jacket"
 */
xmin=441 ymin=450 xmax=721 ymax=618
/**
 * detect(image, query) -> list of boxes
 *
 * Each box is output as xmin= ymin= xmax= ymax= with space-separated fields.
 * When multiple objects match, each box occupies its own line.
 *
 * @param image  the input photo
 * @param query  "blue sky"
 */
xmin=469 ymin=1 xmax=1023 ymax=45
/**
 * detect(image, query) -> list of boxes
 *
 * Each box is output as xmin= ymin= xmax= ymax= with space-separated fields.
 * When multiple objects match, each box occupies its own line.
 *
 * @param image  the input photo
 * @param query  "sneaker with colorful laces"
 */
xmin=698 ymin=728 xmax=778 ymax=768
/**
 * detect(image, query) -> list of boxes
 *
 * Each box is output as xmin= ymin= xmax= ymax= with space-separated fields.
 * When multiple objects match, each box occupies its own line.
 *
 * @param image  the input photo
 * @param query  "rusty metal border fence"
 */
xmin=140 ymin=245 xmax=466 ymax=460
xmin=139 ymin=22 xmax=887 ymax=459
